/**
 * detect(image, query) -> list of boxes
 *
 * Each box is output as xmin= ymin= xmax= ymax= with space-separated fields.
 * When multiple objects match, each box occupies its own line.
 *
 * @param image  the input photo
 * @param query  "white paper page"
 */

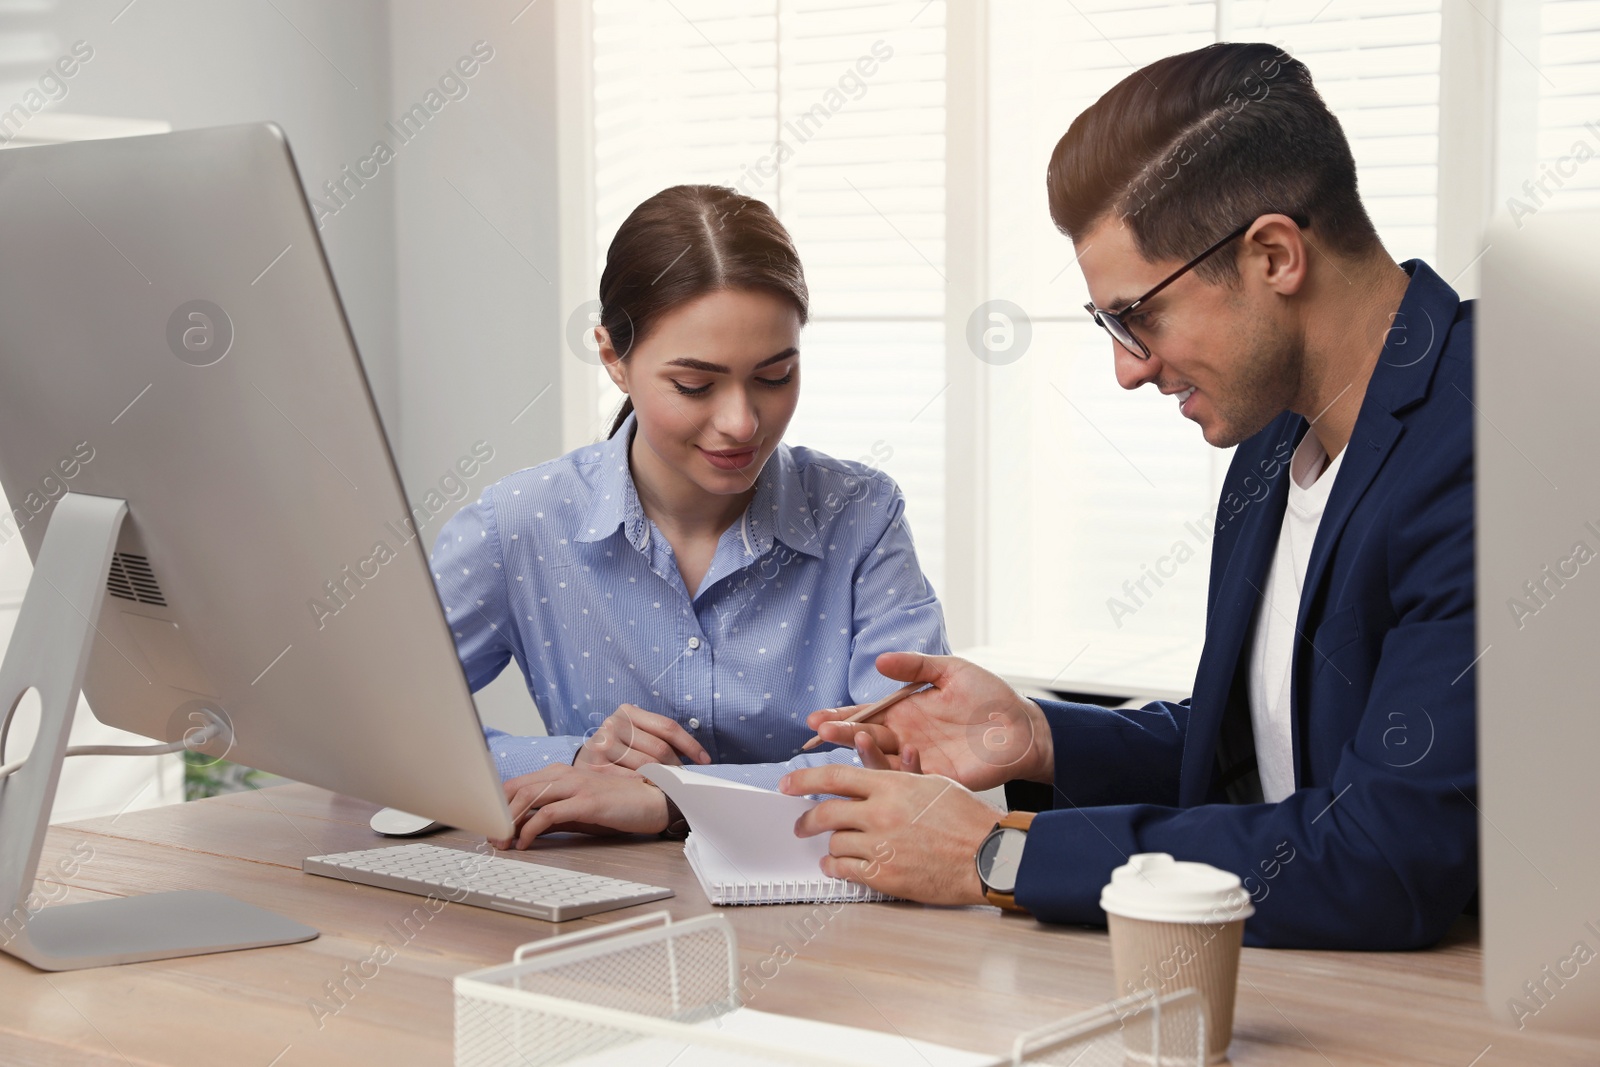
xmin=641 ymin=764 xmax=831 ymax=883
xmin=552 ymin=1006 xmax=1000 ymax=1067
xmin=684 ymin=832 xmax=748 ymax=893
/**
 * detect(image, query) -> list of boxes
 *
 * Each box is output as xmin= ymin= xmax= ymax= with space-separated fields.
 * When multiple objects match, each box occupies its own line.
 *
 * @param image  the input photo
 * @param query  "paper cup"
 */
xmin=1101 ymin=853 xmax=1254 ymax=1064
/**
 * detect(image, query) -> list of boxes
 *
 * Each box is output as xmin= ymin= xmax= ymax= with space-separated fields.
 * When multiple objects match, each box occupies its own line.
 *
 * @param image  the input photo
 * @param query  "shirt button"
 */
xmin=688 ymin=717 xmax=701 ymax=730
xmin=688 ymin=637 xmax=701 ymax=650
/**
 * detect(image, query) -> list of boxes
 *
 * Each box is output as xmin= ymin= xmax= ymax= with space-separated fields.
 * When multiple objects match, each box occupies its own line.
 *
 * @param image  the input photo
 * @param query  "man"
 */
xmin=780 ymin=41 xmax=1477 ymax=950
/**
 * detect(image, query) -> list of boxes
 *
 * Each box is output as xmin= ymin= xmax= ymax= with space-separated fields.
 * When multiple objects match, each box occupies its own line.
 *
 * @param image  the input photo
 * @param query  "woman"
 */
xmin=430 ymin=185 xmax=945 ymax=847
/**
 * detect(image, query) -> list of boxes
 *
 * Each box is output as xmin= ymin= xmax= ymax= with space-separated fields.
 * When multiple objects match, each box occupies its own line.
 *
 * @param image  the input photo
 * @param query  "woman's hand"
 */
xmin=492 ymin=764 xmax=670 ymax=849
xmin=574 ymin=703 xmax=710 ymax=773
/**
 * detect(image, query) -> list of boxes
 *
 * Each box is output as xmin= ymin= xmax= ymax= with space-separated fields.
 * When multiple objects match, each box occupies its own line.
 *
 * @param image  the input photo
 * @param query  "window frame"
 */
xmin=556 ymin=0 xmax=1524 ymax=655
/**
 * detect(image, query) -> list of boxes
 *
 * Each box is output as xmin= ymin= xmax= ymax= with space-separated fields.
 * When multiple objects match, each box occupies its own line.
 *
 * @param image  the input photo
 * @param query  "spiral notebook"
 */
xmin=641 ymin=764 xmax=893 ymax=906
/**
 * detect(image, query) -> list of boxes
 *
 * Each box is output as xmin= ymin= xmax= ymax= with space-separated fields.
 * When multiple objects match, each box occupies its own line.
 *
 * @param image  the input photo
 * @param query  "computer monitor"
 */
xmin=1478 ymin=208 xmax=1600 ymax=1037
xmin=0 ymin=123 xmax=514 ymax=969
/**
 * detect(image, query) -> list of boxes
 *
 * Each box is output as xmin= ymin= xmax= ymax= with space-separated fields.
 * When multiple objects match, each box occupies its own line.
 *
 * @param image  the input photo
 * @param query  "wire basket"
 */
xmin=454 ymin=912 xmax=1207 ymax=1067
xmin=1011 ymin=987 xmax=1207 ymax=1066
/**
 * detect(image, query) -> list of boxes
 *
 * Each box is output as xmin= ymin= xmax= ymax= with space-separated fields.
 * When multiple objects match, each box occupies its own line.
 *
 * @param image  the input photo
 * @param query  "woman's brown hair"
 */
xmin=599 ymin=185 xmax=809 ymax=437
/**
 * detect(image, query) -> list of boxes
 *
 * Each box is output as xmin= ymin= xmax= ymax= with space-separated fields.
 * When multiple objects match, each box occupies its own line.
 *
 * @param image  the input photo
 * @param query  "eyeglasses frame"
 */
xmin=1083 ymin=212 xmax=1312 ymax=360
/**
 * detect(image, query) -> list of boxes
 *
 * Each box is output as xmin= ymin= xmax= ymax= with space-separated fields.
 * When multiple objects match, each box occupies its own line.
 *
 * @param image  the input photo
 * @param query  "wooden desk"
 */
xmin=2 ymin=784 xmax=1594 ymax=1066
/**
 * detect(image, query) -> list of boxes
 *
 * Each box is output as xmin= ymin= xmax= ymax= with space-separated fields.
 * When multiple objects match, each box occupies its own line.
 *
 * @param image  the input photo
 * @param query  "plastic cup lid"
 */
xmin=1099 ymin=853 xmax=1256 ymax=924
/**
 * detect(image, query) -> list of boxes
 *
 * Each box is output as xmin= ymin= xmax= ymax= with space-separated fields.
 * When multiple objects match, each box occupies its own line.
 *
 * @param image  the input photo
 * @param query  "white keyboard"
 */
xmin=302 ymin=843 xmax=673 ymax=922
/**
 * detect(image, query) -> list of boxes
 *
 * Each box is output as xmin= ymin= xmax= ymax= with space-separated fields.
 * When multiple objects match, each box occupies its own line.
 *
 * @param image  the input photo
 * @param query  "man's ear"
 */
xmin=597 ymin=327 xmax=629 ymax=393
xmin=1241 ymin=213 xmax=1309 ymax=297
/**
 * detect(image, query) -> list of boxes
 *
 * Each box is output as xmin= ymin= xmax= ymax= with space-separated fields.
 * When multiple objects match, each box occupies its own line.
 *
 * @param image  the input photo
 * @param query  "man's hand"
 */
xmin=492 ymin=764 xmax=669 ymax=849
xmin=780 ymin=765 xmax=1000 ymax=906
xmin=574 ymin=703 xmax=710 ymax=774
xmin=810 ymin=653 xmax=1054 ymax=791
xmin=854 ymin=730 xmax=921 ymax=774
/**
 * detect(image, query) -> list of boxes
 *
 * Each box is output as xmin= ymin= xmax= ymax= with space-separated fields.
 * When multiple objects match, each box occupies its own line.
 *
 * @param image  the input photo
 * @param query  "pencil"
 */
xmin=799 ymin=679 xmax=930 ymax=752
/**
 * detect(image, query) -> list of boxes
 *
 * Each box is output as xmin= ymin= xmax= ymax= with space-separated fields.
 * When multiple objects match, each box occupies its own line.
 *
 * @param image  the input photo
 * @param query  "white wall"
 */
xmin=2 ymin=0 xmax=563 ymax=726
xmin=390 ymin=0 xmax=565 ymax=735
xmin=0 ymin=0 xmax=569 ymax=812
xmin=11 ymin=0 xmax=400 ymax=422
xmin=0 ymin=0 xmax=399 ymax=821
xmin=0 ymin=2 xmax=566 ymax=816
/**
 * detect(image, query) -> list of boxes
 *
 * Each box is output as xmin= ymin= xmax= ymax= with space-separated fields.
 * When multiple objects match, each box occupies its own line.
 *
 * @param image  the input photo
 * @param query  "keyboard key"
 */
xmin=302 ymin=843 xmax=673 ymax=922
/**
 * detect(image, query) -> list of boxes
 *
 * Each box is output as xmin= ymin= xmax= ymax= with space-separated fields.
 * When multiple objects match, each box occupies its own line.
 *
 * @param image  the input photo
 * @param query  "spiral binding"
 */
xmin=714 ymin=876 xmax=894 ymax=905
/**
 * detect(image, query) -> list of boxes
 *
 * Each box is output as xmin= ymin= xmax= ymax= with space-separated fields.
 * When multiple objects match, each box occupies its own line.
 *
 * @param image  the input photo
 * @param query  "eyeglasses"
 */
xmin=1084 ymin=213 xmax=1310 ymax=361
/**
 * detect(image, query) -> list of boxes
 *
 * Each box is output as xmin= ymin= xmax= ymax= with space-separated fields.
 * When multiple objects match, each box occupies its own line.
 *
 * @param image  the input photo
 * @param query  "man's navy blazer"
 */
xmin=1012 ymin=261 xmax=1477 ymax=949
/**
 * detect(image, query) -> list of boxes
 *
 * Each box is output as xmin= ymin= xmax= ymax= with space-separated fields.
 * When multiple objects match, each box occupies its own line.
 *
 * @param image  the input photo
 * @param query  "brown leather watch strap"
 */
xmin=984 ymin=810 xmax=1035 ymax=912
xmin=640 ymin=778 xmax=690 ymax=840
xmin=659 ymin=794 xmax=690 ymax=840
xmin=999 ymin=810 xmax=1036 ymax=832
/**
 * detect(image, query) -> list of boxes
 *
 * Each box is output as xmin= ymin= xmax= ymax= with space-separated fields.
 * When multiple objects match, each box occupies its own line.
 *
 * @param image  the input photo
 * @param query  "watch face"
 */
xmin=978 ymin=827 xmax=1026 ymax=894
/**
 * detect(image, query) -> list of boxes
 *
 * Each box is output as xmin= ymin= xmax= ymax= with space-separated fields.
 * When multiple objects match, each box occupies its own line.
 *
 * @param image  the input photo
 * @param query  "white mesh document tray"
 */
xmin=453 ymin=912 xmax=1206 ymax=1067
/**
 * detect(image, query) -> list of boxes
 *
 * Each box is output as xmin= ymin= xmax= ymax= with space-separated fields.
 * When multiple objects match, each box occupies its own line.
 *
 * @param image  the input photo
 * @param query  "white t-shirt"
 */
xmin=1248 ymin=432 xmax=1346 ymax=803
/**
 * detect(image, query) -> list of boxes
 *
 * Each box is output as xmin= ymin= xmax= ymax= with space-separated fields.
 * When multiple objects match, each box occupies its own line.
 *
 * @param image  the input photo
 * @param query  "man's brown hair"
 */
xmin=1046 ymin=42 xmax=1381 ymax=281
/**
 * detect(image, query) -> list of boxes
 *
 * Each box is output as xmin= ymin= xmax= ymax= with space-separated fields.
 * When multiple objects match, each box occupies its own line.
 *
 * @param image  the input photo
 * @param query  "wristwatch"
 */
xmin=659 ymin=795 xmax=690 ymax=840
xmin=975 ymin=811 xmax=1035 ymax=912
xmin=640 ymin=779 xmax=690 ymax=840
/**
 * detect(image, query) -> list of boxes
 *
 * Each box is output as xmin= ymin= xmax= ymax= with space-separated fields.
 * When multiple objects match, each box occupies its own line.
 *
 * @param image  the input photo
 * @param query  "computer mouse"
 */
xmin=370 ymin=807 xmax=447 ymax=836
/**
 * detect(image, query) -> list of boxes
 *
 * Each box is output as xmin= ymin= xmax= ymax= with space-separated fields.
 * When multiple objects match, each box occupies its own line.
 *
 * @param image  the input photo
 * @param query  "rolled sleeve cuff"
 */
xmin=1013 ymin=804 xmax=1135 ymax=925
xmin=484 ymin=728 xmax=583 ymax=781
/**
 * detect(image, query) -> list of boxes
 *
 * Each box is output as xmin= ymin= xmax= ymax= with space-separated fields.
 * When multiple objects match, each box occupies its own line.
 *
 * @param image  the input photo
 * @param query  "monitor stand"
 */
xmin=0 ymin=492 xmax=317 ymax=970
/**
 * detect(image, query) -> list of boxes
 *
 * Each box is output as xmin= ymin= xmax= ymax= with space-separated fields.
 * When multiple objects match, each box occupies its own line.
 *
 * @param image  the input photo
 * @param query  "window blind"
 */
xmin=1229 ymin=0 xmax=1442 ymax=264
xmin=589 ymin=0 xmax=949 ymax=592
xmin=1536 ymin=0 xmax=1600 ymax=210
xmin=983 ymin=0 xmax=1442 ymax=665
xmin=985 ymin=0 xmax=1224 ymax=662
